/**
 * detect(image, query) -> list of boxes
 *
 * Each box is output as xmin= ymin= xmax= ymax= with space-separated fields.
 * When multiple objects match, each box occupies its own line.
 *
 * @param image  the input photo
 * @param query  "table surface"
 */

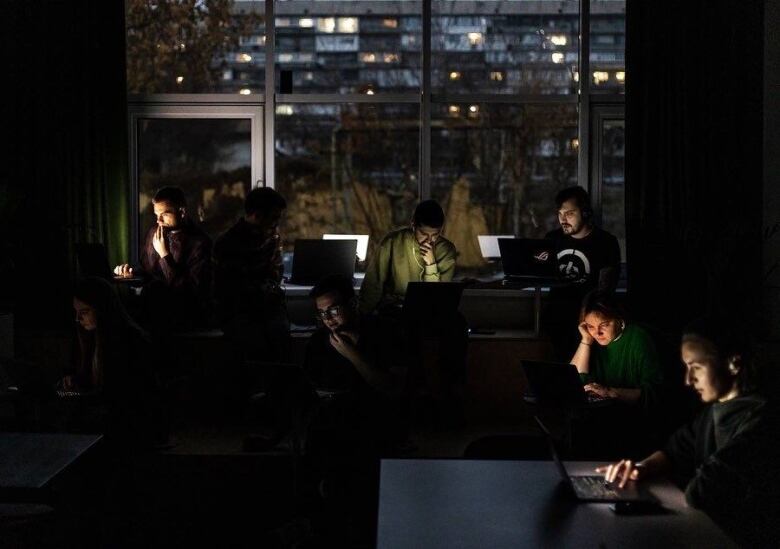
xmin=377 ymin=459 xmax=736 ymax=549
xmin=0 ymin=433 xmax=102 ymax=489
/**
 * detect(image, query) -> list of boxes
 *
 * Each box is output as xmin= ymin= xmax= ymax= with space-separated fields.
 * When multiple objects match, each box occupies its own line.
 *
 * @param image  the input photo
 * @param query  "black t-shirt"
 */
xmin=545 ymin=226 xmax=621 ymax=302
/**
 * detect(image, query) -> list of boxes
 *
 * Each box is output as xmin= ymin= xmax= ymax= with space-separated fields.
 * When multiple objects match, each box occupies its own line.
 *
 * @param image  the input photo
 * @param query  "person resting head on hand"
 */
xmin=569 ymin=291 xmax=662 ymax=407
xmin=595 ymin=318 xmax=779 ymax=547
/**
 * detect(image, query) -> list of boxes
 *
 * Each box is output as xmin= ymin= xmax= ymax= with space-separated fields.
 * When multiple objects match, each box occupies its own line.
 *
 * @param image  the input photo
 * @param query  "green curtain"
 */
xmin=2 ymin=0 xmax=129 ymax=328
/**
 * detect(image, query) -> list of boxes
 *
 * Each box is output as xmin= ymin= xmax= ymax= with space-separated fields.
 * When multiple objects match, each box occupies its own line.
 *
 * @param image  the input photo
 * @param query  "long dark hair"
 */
xmin=72 ymin=277 xmax=149 ymax=391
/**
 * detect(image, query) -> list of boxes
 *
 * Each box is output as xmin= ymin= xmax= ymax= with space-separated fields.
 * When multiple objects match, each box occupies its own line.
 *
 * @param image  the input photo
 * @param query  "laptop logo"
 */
xmin=533 ymin=251 xmax=550 ymax=262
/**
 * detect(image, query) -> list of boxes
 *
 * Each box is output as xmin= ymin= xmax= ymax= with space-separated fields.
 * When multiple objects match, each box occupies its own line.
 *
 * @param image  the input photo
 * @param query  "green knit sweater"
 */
xmin=359 ymin=227 xmax=457 ymax=314
xmin=581 ymin=323 xmax=664 ymax=411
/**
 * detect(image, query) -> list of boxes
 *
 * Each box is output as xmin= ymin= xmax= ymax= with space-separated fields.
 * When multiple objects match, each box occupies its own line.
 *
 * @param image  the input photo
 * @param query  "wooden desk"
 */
xmin=0 ymin=433 xmax=102 ymax=491
xmin=377 ymin=459 xmax=735 ymax=549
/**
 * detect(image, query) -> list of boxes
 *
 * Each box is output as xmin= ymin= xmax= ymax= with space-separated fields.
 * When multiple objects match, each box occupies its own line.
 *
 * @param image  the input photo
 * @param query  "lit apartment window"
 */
xmin=449 ymin=71 xmax=461 ymax=80
xmin=175 ymin=75 xmax=184 ymax=84
xmin=276 ymin=18 xmax=290 ymax=28
xmin=383 ymin=18 xmax=398 ymax=29
xmin=448 ymin=105 xmax=460 ymax=116
xmin=338 ymin=17 xmax=359 ymax=33
xmin=237 ymin=53 xmax=252 ymax=63
xmin=551 ymin=52 xmax=564 ymax=64
xmin=489 ymin=71 xmax=504 ymax=82
xmin=467 ymin=32 xmax=483 ymax=46
xmin=222 ymin=69 xmax=233 ymax=81
xmin=592 ymin=71 xmax=610 ymax=85
xmin=318 ymin=17 xmax=336 ymax=33
xmin=360 ymin=52 xmax=377 ymax=63
xmin=278 ymin=53 xmax=293 ymax=63
xmin=276 ymin=105 xmax=294 ymax=116
xmin=299 ymin=18 xmax=314 ymax=28
xmin=383 ymin=53 xmax=400 ymax=63
xmin=468 ymin=105 xmax=479 ymax=115
xmin=550 ymin=35 xmax=567 ymax=46
xmin=239 ymin=88 xmax=251 ymax=95
xmin=615 ymin=71 xmax=626 ymax=83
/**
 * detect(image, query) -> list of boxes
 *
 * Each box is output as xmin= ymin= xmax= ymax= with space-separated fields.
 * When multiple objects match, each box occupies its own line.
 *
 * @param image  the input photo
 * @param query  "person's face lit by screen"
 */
xmin=153 ymin=200 xmax=182 ymax=229
xmin=73 ymin=298 xmax=97 ymax=331
xmin=583 ymin=312 xmax=621 ymax=346
xmin=413 ymin=224 xmax=441 ymax=246
xmin=315 ymin=291 xmax=351 ymax=332
xmin=681 ymin=341 xmax=735 ymax=403
xmin=558 ymin=199 xmax=586 ymax=236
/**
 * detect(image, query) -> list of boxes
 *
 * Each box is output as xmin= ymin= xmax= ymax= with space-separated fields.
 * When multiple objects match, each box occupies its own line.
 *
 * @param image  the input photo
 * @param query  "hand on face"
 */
xmin=578 ymin=322 xmax=595 ymax=344
xmin=152 ymin=225 xmax=169 ymax=258
xmin=595 ymin=459 xmax=641 ymax=489
xmin=419 ymin=240 xmax=436 ymax=266
xmin=329 ymin=330 xmax=358 ymax=360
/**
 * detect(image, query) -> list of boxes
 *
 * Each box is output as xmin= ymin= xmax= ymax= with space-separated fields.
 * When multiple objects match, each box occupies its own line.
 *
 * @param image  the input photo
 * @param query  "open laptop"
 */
xmin=402 ymin=281 xmax=465 ymax=325
xmin=477 ymin=235 xmax=515 ymax=259
xmin=534 ymin=416 xmax=658 ymax=504
xmin=498 ymin=238 xmax=561 ymax=283
xmin=323 ymin=234 xmax=369 ymax=262
xmin=521 ymin=360 xmax=613 ymax=408
xmin=288 ymin=239 xmax=358 ymax=286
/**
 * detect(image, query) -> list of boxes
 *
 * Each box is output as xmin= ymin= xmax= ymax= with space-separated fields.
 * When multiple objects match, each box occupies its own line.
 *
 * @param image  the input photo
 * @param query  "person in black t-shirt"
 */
xmin=596 ymin=319 xmax=780 ymax=548
xmin=303 ymin=275 xmax=409 ymax=452
xmin=543 ymin=186 xmax=621 ymax=359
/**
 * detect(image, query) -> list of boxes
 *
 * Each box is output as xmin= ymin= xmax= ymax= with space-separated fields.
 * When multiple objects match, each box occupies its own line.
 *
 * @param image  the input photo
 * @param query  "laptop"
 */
xmin=402 ymin=281 xmax=465 ymax=325
xmin=498 ymin=238 xmax=561 ymax=283
xmin=288 ymin=239 xmax=358 ymax=286
xmin=521 ymin=360 xmax=613 ymax=408
xmin=323 ymin=234 xmax=369 ymax=262
xmin=477 ymin=235 xmax=515 ymax=259
xmin=534 ymin=416 xmax=658 ymax=504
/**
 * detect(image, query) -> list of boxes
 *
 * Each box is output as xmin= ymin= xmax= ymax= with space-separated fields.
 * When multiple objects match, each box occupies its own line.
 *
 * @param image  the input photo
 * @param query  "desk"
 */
xmin=377 ymin=459 xmax=735 ymax=549
xmin=0 ymin=433 xmax=102 ymax=491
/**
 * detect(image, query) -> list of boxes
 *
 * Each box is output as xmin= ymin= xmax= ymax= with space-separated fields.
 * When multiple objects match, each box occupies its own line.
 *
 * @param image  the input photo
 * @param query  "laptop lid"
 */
xmin=323 ymin=234 xmax=369 ymax=262
xmin=477 ymin=235 xmax=515 ymax=259
xmin=521 ymin=360 xmax=587 ymax=407
xmin=290 ymin=239 xmax=357 ymax=286
xmin=402 ymin=282 xmax=465 ymax=324
xmin=498 ymin=238 xmax=558 ymax=278
xmin=534 ymin=416 xmax=571 ymax=482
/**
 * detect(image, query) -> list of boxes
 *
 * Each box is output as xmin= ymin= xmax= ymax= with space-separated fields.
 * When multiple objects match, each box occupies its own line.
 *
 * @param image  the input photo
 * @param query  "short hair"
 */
xmin=682 ymin=317 xmax=758 ymax=394
xmin=245 ymin=187 xmax=287 ymax=217
xmin=412 ymin=200 xmax=445 ymax=228
xmin=153 ymin=187 xmax=186 ymax=209
xmin=555 ymin=186 xmax=592 ymax=218
xmin=579 ymin=291 xmax=625 ymax=323
xmin=309 ymin=274 xmax=355 ymax=303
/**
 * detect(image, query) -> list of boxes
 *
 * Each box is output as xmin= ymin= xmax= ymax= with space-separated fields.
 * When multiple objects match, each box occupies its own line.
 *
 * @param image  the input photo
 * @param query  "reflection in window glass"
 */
xmin=600 ymin=119 xmax=625 ymax=260
xmin=590 ymin=0 xmax=625 ymax=93
xmin=275 ymin=1 xmax=421 ymax=93
xmin=275 ymin=104 xmax=419 ymax=260
xmin=137 ymin=119 xmax=252 ymax=242
xmin=126 ymin=1 xmax=264 ymax=94
xmin=431 ymin=104 xmax=578 ymax=275
xmin=432 ymin=1 xmax=579 ymax=95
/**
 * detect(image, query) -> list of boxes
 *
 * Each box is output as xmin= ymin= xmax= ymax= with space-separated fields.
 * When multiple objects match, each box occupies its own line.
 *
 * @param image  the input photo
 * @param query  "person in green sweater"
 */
xmin=359 ymin=200 xmax=457 ymax=315
xmin=569 ymin=291 xmax=663 ymax=411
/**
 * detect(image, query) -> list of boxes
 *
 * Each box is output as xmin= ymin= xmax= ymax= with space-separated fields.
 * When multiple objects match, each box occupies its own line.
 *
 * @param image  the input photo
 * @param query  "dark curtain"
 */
xmin=625 ymin=0 xmax=764 ymax=332
xmin=1 ymin=0 xmax=129 ymax=329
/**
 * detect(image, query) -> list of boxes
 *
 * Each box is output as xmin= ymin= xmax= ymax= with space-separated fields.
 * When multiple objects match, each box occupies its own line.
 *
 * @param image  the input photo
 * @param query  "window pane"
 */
xmin=137 ymin=118 xmax=252 ymax=242
xmin=275 ymin=2 xmax=421 ymax=93
xmin=590 ymin=0 xmax=625 ymax=93
xmin=275 ymin=104 xmax=419 ymax=259
xmin=432 ymin=1 xmax=579 ymax=95
xmin=126 ymin=1 xmax=264 ymax=94
xmin=431 ymin=103 xmax=578 ymax=275
xmin=600 ymin=119 xmax=625 ymax=260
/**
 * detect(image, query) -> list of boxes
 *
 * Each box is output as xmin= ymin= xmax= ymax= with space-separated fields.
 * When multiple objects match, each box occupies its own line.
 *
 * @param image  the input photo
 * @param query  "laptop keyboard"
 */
xmin=572 ymin=476 xmax=618 ymax=498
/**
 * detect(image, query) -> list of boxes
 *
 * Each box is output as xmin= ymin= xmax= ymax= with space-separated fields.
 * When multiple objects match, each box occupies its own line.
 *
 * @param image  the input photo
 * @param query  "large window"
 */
xmin=127 ymin=0 xmax=626 ymax=274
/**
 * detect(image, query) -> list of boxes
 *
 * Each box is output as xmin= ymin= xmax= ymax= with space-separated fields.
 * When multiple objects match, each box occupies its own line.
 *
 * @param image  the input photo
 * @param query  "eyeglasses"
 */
xmin=316 ymin=305 xmax=343 ymax=320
